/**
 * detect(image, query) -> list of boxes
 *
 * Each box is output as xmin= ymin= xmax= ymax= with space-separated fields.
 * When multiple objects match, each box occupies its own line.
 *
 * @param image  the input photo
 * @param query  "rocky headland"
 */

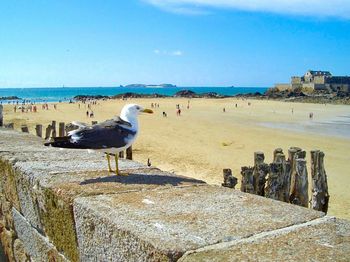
xmin=0 ymin=96 xmax=21 ymax=100
xmin=73 ymin=90 xmax=229 ymax=101
xmin=259 ymin=88 xmax=350 ymax=105
xmin=73 ymin=88 xmax=350 ymax=105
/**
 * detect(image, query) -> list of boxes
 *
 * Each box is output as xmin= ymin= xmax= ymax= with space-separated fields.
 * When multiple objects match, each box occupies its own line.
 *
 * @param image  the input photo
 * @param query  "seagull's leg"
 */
xmin=114 ymin=153 xmax=119 ymax=175
xmin=106 ymin=153 xmax=113 ymax=173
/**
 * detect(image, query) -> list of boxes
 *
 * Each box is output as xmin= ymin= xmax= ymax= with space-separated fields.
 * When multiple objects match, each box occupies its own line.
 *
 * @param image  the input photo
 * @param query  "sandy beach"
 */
xmin=2 ymin=98 xmax=350 ymax=219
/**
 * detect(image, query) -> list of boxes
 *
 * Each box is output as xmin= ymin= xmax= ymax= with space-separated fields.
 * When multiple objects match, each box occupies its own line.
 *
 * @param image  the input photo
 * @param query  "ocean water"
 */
xmin=0 ymin=87 xmax=267 ymax=103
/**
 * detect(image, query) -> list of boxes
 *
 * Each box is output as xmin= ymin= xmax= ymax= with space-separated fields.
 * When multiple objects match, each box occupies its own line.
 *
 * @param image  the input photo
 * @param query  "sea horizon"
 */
xmin=0 ymin=86 xmax=268 ymax=103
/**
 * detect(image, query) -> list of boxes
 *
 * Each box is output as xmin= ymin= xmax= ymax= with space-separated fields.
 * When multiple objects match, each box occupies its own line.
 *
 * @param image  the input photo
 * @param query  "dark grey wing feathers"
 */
xmin=71 ymin=119 xmax=136 ymax=149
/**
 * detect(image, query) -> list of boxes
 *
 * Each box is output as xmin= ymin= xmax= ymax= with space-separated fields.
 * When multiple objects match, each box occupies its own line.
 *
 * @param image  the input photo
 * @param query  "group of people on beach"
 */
xmin=12 ymin=102 xmax=61 ymax=113
xmin=151 ymin=103 xmax=160 ymax=108
xmin=13 ymin=105 xmax=38 ymax=113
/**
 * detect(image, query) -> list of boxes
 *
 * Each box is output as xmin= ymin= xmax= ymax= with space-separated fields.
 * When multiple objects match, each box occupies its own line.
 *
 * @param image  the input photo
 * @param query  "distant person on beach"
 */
xmin=90 ymin=111 xmax=94 ymax=118
xmin=14 ymin=106 xmax=16 ymax=113
xmin=235 ymin=103 xmax=237 ymax=108
xmin=223 ymin=107 xmax=226 ymax=112
xmin=86 ymin=111 xmax=89 ymax=117
xmin=162 ymin=111 xmax=167 ymax=117
xmin=177 ymin=109 xmax=181 ymax=116
xmin=309 ymin=112 xmax=314 ymax=119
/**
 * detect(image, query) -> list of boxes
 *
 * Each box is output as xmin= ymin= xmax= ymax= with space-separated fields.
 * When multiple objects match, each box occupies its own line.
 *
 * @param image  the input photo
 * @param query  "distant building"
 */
xmin=275 ymin=70 xmax=350 ymax=92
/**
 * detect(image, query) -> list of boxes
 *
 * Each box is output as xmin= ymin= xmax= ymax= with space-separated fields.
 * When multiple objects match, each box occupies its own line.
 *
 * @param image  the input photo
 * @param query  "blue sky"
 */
xmin=0 ymin=0 xmax=349 ymax=87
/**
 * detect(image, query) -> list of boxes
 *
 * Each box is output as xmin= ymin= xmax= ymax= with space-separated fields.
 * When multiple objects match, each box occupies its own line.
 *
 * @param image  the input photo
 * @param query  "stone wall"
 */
xmin=0 ymin=129 xmax=349 ymax=261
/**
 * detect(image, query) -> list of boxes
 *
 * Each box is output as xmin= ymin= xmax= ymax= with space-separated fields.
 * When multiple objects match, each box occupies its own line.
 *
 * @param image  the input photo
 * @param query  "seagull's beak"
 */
xmin=141 ymin=108 xmax=153 ymax=114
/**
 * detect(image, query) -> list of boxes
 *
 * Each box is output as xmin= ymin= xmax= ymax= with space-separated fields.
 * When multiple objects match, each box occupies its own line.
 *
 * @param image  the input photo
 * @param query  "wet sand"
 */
xmin=3 ymin=98 xmax=350 ymax=219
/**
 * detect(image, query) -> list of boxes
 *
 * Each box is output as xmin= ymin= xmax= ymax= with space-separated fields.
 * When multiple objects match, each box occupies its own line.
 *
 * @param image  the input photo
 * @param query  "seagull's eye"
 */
xmin=136 ymin=106 xmax=140 ymax=110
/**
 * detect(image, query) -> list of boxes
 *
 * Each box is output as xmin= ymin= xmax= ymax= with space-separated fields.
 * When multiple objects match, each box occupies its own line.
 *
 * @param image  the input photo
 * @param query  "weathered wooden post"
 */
xmin=59 ymin=122 xmax=65 ymax=137
xmin=240 ymin=166 xmax=255 ymax=193
xmin=273 ymin=148 xmax=283 ymax=162
xmin=0 ymin=104 xmax=3 ymax=127
xmin=275 ymin=152 xmax=290 ymax=202
xmin=91 ymin=121 xmax=98 ymax=125
xmin=126 ymin=146 xmax=133 ymax=160
xmin=289 ymin=157 xmax=309 ymax=207
xmin=35 ymin=124 xmax=43 ymax=137
xmin=267 ymin=150 xmax=290 ymax=202
xmin=253 ymin=151 xmax=269 ymax=196
xmin=51 ymin=121 xmax=57 ymax=138
xmin=222 ymin=169 xmax=238 ymax=189
xmin=21 ymin=125 xmax=29 ymax=133
xmin=287 ymin=147 xmax=302 ymax=202
xmin=311 ymin=150 xmax=329 ymax=213
xmin=45 ymin=124 xmax=52 ymax=139
xmin=119 ymin=151 xmax=124 ymax=158
xmin=266 ymin=162 xmax=283 ymax=200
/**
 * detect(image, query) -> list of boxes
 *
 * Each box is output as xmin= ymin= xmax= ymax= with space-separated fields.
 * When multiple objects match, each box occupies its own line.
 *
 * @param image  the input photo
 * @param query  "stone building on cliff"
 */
xmin=275 ymin=70 xmax=350 ymax=92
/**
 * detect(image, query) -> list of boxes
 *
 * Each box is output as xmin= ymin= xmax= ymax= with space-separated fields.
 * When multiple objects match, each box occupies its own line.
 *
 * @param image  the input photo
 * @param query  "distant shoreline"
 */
xmin=1 ymin=87 xmax=349 ymax=105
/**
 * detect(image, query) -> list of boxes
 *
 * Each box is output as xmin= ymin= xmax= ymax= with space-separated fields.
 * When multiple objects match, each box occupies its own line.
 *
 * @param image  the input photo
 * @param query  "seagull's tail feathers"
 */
xmin=44 ymin=136 xmax=86 ymax=149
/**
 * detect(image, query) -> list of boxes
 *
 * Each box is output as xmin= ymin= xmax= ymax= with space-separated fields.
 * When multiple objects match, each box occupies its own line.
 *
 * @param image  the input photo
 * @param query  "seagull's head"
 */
xmin=121 ymin=104 xmax=153 ymax=120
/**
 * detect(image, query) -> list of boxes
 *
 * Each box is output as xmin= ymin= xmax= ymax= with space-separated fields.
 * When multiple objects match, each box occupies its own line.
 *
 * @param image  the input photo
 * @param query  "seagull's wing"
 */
xmin=69 ymin=118 xmax=136 ymax=149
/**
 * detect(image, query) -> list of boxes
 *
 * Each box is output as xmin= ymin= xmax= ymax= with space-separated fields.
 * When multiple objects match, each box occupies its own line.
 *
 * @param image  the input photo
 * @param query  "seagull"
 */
xmin=44 ymin=104 xmax=153 ymax=175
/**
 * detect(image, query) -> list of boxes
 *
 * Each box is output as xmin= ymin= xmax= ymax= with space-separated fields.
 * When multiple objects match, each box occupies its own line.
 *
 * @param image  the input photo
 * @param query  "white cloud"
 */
xmin=144 ymin=0 xmax=350 ymax=19
xmin=154 ymin=49 xmax=184 ymax=56
xmin=171 ymin=50 xmax=183 ymax=56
